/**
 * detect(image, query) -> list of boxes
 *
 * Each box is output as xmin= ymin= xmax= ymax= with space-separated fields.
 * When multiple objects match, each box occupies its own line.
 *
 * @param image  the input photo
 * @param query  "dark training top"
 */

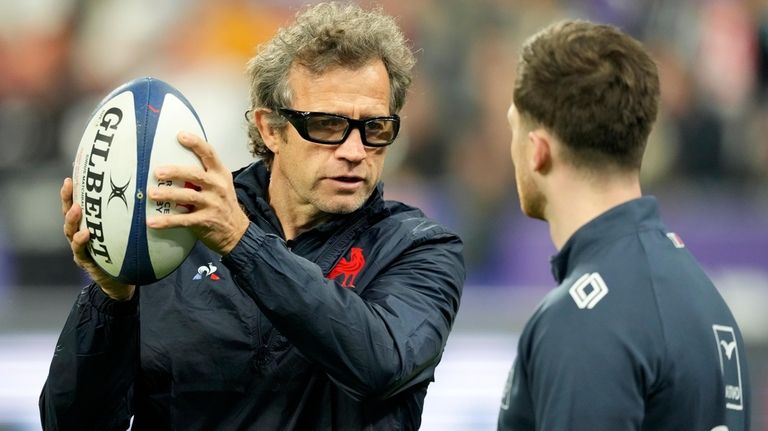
xmin=498 ymin=197 xmax=750 ymax=431
xmin=40 ymin=161 xmax=465 ymax=430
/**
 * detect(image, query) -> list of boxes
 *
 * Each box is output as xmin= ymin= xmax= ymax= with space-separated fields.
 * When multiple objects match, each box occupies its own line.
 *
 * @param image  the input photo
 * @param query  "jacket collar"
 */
xmin=549 ymin=196 xmax=664 ymax=283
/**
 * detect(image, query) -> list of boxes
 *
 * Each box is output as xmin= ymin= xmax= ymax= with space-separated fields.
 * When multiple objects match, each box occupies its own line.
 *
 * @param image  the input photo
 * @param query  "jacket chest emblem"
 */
xmin=192 ymin=262 xmax=221 ymax=281
xmin=327 ymin=247 xmax=365 ymax=288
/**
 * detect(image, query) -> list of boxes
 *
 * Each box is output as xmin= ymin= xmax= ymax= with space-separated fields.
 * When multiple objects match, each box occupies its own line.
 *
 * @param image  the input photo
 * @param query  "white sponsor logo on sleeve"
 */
xmin=568 ymin=272 xmax=609 ymax=309
xmin=713 ymin=324 xmax=744 ymax=411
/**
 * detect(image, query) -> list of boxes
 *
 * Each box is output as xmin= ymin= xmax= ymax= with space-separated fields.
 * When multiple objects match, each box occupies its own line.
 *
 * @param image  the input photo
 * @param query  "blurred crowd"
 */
xmin=0 ymin=0 xmax=766 ymax=289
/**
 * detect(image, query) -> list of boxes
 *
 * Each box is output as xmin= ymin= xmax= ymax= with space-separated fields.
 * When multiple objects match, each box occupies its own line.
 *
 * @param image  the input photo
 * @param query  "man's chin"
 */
xmin=316 ymin=195 xmax=367 ymax=215
xmin=524 ymin=209 xmax=546 ymax=221
xmin=520 ymin=199 xmax=546 ymax=221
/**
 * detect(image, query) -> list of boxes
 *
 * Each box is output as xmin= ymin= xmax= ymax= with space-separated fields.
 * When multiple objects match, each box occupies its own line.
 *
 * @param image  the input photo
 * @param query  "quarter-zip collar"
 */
xmin=549 ymin=196 xmax=665 ymax=283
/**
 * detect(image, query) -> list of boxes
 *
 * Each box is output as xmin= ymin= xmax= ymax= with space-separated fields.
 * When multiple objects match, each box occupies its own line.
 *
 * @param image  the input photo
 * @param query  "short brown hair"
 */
xmin=514 ymin=20 xmax=660 ymax=170
xmin=245 ymin=2 xmax=416 ymax=169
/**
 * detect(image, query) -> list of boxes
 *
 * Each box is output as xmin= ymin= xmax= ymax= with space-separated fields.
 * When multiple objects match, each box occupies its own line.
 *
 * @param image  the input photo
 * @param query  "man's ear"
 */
xmin=252 ymin=109 xmax=282 ymax=153
xmin=528 ymin=130 xmax=552 ymax=174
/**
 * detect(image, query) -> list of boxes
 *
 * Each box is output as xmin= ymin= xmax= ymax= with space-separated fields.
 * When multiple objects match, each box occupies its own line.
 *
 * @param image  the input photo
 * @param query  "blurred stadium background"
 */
xmin=0 ymin=0 xmax=766 ymax=429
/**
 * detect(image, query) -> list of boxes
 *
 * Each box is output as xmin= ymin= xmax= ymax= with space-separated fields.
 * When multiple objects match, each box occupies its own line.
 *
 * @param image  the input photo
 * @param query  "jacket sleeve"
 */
xmin=39 ymin=284 xmax=139 ymax=431
xmin=221 ymin=222 xmax=465 ymax=400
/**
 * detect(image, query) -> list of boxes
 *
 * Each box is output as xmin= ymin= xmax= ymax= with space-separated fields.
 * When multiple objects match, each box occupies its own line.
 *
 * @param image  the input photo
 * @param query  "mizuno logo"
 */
xmin=712 ymin=324 xmax=744 ymax=411
xmin=568 ymin=272 xmax=609 ymax=309
xmin=327 ymin=247 xmax=365 ymax=288
xmin=720 ymin=340 xmax=737 ymax=360
xmin=193 ymin=262 xmax=220 ymax=280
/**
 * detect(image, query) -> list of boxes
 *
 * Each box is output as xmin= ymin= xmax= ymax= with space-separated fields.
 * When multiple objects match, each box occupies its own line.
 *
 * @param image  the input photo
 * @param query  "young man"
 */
xmin=40 ymin=3 xmax=465 ymax=430
xmin=498 ymin=20 xmax=750 ymax=430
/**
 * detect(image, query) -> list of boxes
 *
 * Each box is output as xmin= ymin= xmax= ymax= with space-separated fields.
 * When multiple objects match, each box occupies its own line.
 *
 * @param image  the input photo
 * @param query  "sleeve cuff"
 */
xmin=221 ymin=223 xmax=270 ymax=273
xmin=82 ymin=283 xmax=139 ymax=317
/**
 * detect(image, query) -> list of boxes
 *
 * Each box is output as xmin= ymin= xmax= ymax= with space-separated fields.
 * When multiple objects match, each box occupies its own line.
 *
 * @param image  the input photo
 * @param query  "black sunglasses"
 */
xmin=277 ymin=108 xmax=400 ymax=147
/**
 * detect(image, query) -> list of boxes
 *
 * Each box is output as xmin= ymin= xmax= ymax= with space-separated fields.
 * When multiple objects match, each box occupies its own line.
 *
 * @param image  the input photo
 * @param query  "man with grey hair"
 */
xmin=40 ymin=3 xmax=465 ymax=430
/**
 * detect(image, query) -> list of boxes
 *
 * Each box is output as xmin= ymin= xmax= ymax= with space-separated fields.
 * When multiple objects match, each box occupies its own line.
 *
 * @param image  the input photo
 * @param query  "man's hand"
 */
xmin=61 ymin=178 xmax=135 ymax=301
xmin=146 ymin=132 xmax=250 ymax=255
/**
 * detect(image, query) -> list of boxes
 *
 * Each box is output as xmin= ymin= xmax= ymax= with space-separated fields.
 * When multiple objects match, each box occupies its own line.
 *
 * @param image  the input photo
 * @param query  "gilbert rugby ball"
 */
xmin=71 ymin=77 xmax=206 ymax=285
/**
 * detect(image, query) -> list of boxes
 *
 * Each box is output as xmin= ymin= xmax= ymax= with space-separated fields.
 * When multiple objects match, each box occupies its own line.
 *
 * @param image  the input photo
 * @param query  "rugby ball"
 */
xmin=71 ymin=77 xmax=205 ymax=285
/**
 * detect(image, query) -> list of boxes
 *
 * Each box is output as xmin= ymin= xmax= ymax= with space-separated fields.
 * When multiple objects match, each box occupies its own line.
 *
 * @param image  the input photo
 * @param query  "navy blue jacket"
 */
xmin=40 ymin=161 xmax=465 ymax=430
xmin=498 ymin=197 xmax=750 ymax=430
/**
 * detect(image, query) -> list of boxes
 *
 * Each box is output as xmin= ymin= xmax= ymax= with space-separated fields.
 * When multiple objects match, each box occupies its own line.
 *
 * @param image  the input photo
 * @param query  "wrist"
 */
xmin=99 ymin=281 xmax=136 ymax=301
xmin=87 ymin=283 xmax=139 ymax=316
xmin=221 ymin=213 xmax=250 ymax=255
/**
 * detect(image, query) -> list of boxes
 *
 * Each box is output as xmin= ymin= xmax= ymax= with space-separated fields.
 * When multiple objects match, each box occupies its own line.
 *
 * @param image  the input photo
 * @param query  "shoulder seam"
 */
xmin=637 ymin=229 xmax=670 ymax=393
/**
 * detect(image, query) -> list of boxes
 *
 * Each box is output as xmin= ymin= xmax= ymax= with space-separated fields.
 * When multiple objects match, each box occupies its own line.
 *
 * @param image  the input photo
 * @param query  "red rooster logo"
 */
xmin=327 ymin=247 xmax=365 ymax=288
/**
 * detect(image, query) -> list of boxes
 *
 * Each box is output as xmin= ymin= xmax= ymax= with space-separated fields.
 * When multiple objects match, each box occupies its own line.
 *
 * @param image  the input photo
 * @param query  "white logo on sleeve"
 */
xmin=720 ymin=340 xmax=737 ymax=360
xmin=568 ymin=272 xmax=609 ymax=309
xmin=713 ymin=324 xmax=744 ymax=411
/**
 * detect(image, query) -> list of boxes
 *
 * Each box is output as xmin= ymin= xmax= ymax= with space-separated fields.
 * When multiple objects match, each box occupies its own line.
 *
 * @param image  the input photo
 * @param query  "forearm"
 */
xmin=223 ymin=225 xmax=464 ymax=399
xmin=40 ymin=284 xmax=139 ymax=430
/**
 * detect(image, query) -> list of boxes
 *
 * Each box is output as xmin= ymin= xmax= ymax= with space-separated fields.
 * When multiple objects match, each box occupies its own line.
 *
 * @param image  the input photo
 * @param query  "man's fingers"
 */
xmin=61 ymin=178 xmax=73 ymax=216
xmin=147 ymin=213 xmax=194 ymax=229
xmin=155 ymin=164 xmax=208 ymax=186
xmin=71 ymin=227 xmax=89 ymax=248
xmin=70 ymin=227 xmax=93 ymax=264
xmin=63 ymin=203 xmax=82 ymax=241
xmin=177 ymin=131 xmax=224 ymax=173
xmin=148 ymin=186 xmax=202 ymax=207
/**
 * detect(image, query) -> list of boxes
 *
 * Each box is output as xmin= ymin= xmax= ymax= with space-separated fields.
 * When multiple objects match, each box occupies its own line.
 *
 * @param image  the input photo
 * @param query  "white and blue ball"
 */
xmin=71 ymin=77 xmax=205 ymax=285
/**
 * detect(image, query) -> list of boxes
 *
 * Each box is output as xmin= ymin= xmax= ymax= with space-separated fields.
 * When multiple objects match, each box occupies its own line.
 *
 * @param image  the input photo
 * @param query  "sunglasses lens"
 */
xmin=365 ymin=119 xmax=398 ymax=145
xmin=305 ymin=114 xmax=348 ymax=142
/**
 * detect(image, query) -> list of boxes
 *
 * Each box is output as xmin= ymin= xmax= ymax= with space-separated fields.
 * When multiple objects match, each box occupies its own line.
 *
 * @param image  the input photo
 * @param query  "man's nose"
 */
xmin=335 ymin=127 xmax=367 ymax=162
